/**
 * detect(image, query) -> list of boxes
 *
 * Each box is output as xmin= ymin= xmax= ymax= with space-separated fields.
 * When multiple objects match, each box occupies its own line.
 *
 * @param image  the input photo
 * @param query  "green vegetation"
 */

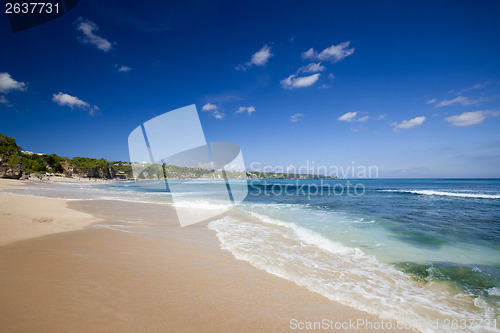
xmin=8 ymin=154 xmax=20 ymax=166
xmin=17 ymin=152 xmax=132 ymax=177
xmin=0 ymin=133 xmax=23 ymax=170
xmin=71 ymin=157 xmax=108 ymax=169
xmin=21 ymin=153 xmax=64 ymax=173
xmin=111 ymin=161 xmax=133 ymax=175
xmin=0 ymin=133 xmax=22 ymax=157
xmin=164 ymin=165 xmax=214 ymax=178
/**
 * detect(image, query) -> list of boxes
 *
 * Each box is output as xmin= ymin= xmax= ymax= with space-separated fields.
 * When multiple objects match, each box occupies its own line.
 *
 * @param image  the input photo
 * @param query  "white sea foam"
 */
xmin=379 ymin=189 xmax=500 ymax=199
xmin=92 ymin=224 xmax=136 ymax=233
xmin=209 ymin=213 xmax=500 ymax=333
xmin=488 ymin=287 xmax=500 ymax=297
xmin=172 ymin=199 xmax=232 ymax=210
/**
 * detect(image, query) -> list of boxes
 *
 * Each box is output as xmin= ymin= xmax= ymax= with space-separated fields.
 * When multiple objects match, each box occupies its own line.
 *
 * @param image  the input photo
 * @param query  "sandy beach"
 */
xmin=0 ymin=179 xmax=102 ymax=246
xmin=0 ymin=179 xmax=411 ymax=332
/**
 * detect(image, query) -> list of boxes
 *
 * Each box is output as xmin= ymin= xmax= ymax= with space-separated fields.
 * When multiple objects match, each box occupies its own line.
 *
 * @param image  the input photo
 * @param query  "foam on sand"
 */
xmin=209 ymin=212 xmax=500 ymax=333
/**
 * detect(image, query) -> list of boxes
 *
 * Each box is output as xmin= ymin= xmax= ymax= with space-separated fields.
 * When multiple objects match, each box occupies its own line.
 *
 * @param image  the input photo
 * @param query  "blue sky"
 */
xmin=1 ymin=0 xmax=499 ymax=177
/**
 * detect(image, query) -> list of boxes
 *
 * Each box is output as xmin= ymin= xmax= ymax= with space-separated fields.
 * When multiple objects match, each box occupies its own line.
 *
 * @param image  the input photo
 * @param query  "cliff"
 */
xmin=0 ymin=133 xmax=23 ymax=179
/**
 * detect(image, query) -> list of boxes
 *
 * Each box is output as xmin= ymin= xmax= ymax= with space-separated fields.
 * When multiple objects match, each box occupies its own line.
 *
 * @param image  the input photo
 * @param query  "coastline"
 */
xmin=0 ymin=179 xmax=412 ymax=332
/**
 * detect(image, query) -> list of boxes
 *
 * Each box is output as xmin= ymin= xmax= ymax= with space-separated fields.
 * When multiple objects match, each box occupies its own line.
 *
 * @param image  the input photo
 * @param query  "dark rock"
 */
xmin=78 ymin=164 xmax=116 ymax=179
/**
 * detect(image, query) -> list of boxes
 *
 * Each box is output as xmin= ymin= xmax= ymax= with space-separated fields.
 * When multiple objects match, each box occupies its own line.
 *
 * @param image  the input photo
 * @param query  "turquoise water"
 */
xmin=4 ymin=178 xmax=499 ymax=332
xmin=214 ymin=179 xmax=500 ymax=332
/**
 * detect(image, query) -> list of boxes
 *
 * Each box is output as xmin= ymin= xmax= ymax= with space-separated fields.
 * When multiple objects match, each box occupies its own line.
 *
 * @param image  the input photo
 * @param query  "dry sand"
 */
xmin=0 ymin=179 xmax=412 ymax=332
xmin=0 ymin=179 xmax=101 ymax=246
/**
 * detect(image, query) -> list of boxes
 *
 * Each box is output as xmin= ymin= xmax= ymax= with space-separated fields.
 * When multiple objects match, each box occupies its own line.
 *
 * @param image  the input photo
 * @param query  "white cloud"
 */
xmin=338 ymin=111 xmax=357 ymax=122
xmin=75 ymin=18 xmax=113 ymax=52
xmin=445 ymin=110 xmax=499 ymax=127
xmin=301 ymin=48 xmax=315 ymax=59
xmin=115 ymin=64 xmax=131 ymax=72
xmin=52 ymin=92 xmax=88 ymax=108
xmin=426 ymin=98 xmax=437 ymax=104
xmin=237 ymin=44 xmax=272 ymax=70
xmin=201 ymin=103 xmax=224 ymax=119
xmin=327 ymin=73 xmax=335 ymax=79
xmin=297 ymin=62 xmax=326 ymax=73
xmin=302 ymin=41 xmax=354 ymax=63
xmin=435 ymin=96 xmax=476 ymax=108
xmin=337 ymin=111 xmax=369 ymax=122
xmin=250 ymin=44 xmax=272 ymax=66
xmin=52 ymin=92 xmax=99 ymax=116
xmin=0 ymin=73 xmax=26 ymax=93
xmin=0 ymin=95 xmax=12 ymax=107
xmin=392 ymin=116 xmax=426 ymax=130
xmin=281 ymin=73 xmax=320 ymax=89
xmin=290 ymin=113 xmax=304 ymax=122
xmin=236 ymin=106 xmax=256 ymax=115
xmin=212 ymin=110 xmax=224 ymax=119
xmin=376 ymin=114 xmax=388 ymax=120
xmin=202 ymin=103 xmax=217 ymax=111
xmin=458 ymin=81 xmax=489 ymax=94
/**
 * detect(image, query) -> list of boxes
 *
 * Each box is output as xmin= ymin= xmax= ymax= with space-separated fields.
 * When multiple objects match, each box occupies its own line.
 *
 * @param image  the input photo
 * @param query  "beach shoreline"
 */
xmin=0 ymin=179 xmax=102 ymax=246
xmin=0 ymin=179 xmax=412 ymax=332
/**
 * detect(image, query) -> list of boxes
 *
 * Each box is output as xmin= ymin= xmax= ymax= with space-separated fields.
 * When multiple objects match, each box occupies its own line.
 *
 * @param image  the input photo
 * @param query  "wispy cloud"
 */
xmin=281 ymin=73 xmax=320 ymax=89
xmin=290 ymin=113 xmax=304 ymax=122
xmin=457 ymin=81 xmax=489 ymax=95
xmin=337 ymin=111 xmax=369 ymax=122
xmin=0 ymin=72 xmax=26 ymax=93
xmin=201 ymin=103 xmax=224 ymax=119
xmin=75 ymin=18 xmax=113 ymax=52
xmin=236 ymin=106 xmax=256 ymax=115
xmin=426 ymin=98 xmax=437 ymax=104
xmin=0 ymin=95 xmax=12 ymax=107
xmin=115 ymin=64 xmax=131 ymax=72
xmin=212 ymin=111 xmax=224 ymax=119
xmin=445 ymin=110 xmax=499 ymax=127
xmin=302 ymin=41 xmax=354 ymax=63
xmin=392 ymin=116 xmax=426 ymax=130
xmin=236 ymin=44 xmax=272 ymax=70
xmin=435 ymin=96 xmax=476 ymax=108
xmin=297 ymin=62 xmax=326 ymax=73
xmin=52 ymin=92 xmax=99 ymax=116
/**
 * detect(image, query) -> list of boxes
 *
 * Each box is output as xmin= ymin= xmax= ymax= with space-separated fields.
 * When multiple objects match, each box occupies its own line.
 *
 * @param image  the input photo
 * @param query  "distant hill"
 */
xmin=0 ymin=133 xmax=337 ymax=180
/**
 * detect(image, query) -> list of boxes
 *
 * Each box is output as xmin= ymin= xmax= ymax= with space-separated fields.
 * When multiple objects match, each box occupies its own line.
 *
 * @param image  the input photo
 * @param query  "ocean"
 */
xmin=4 ymin=178 xmax=499 ymax=332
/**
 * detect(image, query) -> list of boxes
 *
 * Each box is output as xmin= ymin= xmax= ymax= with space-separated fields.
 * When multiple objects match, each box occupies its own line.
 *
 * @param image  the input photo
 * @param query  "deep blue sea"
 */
xmin=4 ymin=178 xmax=499 ymax=332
